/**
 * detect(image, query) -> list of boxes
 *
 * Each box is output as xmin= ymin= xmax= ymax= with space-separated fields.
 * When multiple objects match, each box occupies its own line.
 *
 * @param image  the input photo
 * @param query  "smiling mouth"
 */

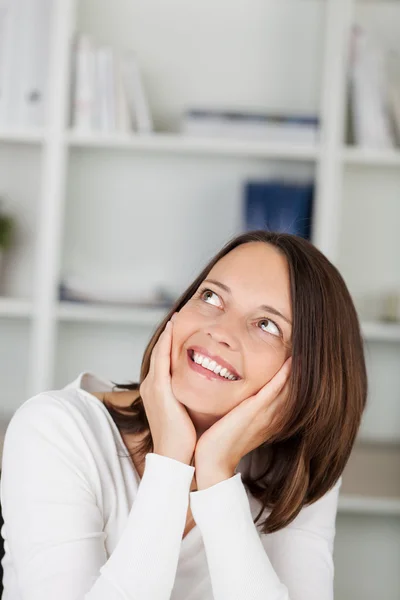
xmin=188 ymin=350 xmax=240 ymax=381
xmin=188 ymin=349 xmax=241 ymax=382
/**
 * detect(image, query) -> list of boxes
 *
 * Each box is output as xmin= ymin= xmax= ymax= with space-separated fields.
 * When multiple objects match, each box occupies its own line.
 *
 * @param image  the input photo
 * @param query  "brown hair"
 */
xmin=105 ymin=230 xmax=367 ymax=534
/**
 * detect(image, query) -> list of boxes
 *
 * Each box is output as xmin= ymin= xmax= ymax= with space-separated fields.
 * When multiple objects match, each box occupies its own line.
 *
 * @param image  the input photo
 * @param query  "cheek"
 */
xmin=245 ymin=345 xmax=286 ymax=390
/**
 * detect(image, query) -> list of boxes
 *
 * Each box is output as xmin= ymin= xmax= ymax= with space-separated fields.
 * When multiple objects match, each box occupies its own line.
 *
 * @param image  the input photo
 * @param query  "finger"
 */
xmin=153 ymin=319 xmax=174 ymax=382
xmin=148 ymin=320 xmax=170 ymax=377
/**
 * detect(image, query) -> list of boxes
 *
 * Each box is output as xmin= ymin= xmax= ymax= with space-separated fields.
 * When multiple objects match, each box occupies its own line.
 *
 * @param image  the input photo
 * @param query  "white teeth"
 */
xmin=192 ymin=352 xmax=238 ymax=380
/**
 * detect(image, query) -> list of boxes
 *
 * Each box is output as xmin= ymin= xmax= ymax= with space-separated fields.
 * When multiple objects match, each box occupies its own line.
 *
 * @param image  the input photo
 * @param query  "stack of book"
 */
xmin=181 ymin=109 xmax=319 ymax=144
xmin=70 ymin=34 xmax=153 ymax=135
xmin=0 ymin=0 xmax=52 ymax=129
xmin=243 ymin=180 xmax=314 ymax=240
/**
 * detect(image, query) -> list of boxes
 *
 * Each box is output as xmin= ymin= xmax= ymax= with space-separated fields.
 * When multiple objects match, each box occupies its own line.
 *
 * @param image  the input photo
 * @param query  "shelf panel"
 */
xmin=0 ymin=297 xmax=33 ymax=318
xmin=339 ymin=440 xmax=400 ymax=517
xmin=66 ymin=131 xmax=320 ymax=161
xmin=338 ymin=495 xmax=400 ymax=517
xmin=0 ymin=129 xmax=45 ymax=144
xmin=343 ymin=147 xmax=400 ymax=167
xmin=361 ymin=321 xmax=400 ymax=342
xmin=57 ymin=301 xmax=169 ymax=327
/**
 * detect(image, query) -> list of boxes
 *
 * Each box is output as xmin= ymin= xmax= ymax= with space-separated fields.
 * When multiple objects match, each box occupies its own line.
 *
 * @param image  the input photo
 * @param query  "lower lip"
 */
xmin=186 ymin=350 xmax=238 ymax=382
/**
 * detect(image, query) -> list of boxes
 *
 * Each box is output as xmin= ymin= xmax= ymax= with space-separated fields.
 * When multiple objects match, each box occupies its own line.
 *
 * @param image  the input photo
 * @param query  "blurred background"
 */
xmin=0 ymin=0 xmax=399 ymax=598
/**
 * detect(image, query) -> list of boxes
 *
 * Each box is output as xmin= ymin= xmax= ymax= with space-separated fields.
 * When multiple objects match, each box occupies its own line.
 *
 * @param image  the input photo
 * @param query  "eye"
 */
xmin=258 ymin=319 xmax=281 ymax=337
xmin=200 ymin=289 xmax=221 ymax=306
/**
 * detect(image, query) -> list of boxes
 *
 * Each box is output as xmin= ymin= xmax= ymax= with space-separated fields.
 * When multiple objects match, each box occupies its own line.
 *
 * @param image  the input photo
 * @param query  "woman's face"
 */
xmin=170 ymin=242 xmax=292 ymax=419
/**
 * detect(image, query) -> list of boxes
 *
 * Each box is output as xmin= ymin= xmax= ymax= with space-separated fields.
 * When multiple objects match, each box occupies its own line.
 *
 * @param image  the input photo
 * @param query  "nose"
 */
xmin=204 ymin=313 xmax=241 ymax=350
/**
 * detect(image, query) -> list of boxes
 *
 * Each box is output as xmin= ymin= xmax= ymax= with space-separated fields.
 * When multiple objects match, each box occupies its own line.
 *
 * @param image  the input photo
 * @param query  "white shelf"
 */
xmin=338 ymin=495 xmax=400 ymax=517
xmin=342 ymin=147 xmax=400 ymax=167
xmin=57 ymin=301 xmax=169 ymax=327
xmin=0 ymin=297 xmax=33 ymax=318
xmin=361 ymin=321 xmax=400 ymax=342
xmin=0 ymin=129 xmax=45 ymax=144
xmin=66 ymin=131 xmax=320 ymax=161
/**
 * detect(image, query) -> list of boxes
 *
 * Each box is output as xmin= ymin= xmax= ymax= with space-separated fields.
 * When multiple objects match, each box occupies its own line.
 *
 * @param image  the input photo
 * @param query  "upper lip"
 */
xmin=188 ymin=345 xmax=242 ymax=379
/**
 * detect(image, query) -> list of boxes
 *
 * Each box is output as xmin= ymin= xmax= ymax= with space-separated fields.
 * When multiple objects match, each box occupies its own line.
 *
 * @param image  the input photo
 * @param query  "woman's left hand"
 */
xmin=194 ymin=357 xmax=292 ymax=487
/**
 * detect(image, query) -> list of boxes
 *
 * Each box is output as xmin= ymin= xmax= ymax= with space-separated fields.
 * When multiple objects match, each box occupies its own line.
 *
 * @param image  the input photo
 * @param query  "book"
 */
xmin=72 ymin=34 xmax=96 ymax=131
xmin=95 ymin=46 xmax=116 ymax=132
xmin=0 ymin=1 xmax=9 ymax=126
xmin=349 ymin=26 xmax=395 ymax=148
xmin=0 ymin=0 xmax=52 ymax=129
xmin=17 ymin=0 xmax=52 ymax=128
xmin=181 ymin=109 xmax=319 ymax=143
xmin=387 ymin=51 xmax=400 ymax=146
xmin=0 ymin=0 xmax=20 ymax=127
xmin=114 ymin=51 xmax=131 ymax=133
xmin=243 ymin=180 xmax=314 ymax=240
xmin=122 ymin=51 xmax=153 ymax=134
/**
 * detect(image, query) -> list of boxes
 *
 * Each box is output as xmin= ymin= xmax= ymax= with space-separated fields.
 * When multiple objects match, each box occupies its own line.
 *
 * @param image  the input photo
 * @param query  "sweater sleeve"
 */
xmin=189 ymin=471 xmax=342 ymax=600
xmin=0 ymin=394 xmax=194 ymax=600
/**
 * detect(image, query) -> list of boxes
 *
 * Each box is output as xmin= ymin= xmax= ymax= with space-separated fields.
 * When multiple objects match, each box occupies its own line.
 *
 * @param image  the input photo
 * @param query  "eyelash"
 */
xmin=197 ymin=287 xmax=283 ymax=338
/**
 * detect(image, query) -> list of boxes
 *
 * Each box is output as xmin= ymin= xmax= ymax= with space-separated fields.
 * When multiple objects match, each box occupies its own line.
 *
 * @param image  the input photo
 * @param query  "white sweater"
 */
xmin=0 ymin=372 xmax=342 ymax=600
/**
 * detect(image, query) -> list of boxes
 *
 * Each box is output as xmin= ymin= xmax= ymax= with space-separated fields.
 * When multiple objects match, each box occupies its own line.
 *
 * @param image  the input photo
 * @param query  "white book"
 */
xmin=17 ymin=0 xmax=52 ymax=128
xmin=72 ymin=34 xmax=95 ymax=131
xmin=114 ymin=52 xmax=132 ymax=133
xmin=94 ymin=46 xmax=116 ymax=132
xmin=0 ymin=0 xmax=22 ymax=128
xmin=0 ymin=1 xmax=7 ymax=124
xmin=122 ymin=51 xmax=153 ymax=134
xmin=387 ymin=52 xmax=400 ymax=146
xmin=350 ymin=26 xmax=394 ymax=148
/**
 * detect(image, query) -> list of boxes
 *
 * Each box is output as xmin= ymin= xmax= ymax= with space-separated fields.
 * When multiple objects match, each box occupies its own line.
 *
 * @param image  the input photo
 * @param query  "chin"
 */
xmin=172 ymin=380 xmax=231 ymax=418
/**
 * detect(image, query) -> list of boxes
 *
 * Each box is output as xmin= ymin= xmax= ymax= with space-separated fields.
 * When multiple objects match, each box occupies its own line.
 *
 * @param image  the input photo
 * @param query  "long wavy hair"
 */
xmin=104 ymin=230 xmax=367 ymax=534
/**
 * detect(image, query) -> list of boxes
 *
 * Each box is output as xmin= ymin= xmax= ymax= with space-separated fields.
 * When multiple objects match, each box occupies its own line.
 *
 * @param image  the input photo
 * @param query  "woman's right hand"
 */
xmin=140 ymin=314 xmax=197 ymax=466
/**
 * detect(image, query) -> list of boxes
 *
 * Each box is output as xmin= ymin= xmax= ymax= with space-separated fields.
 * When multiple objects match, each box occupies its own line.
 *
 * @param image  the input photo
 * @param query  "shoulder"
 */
xmin=3 ymin=388 xmax=120 ymax=463
xmin=9 ymin=387 xmax=105 ymax=427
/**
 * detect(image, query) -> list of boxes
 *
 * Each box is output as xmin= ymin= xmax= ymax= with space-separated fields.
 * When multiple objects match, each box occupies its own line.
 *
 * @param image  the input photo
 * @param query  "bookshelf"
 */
xmin=0 ymin=0 xmax=400 ymax=598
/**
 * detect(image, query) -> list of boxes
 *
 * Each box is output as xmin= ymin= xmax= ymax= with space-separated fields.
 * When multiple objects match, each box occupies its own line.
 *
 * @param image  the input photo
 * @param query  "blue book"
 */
xmin=243 ymin=180 xmax=314 ymax=240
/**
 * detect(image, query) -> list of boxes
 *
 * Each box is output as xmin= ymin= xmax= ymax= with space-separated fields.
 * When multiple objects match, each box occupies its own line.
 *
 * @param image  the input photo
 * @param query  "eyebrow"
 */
xmin=204 ymin=278 xmax=292 ymax=326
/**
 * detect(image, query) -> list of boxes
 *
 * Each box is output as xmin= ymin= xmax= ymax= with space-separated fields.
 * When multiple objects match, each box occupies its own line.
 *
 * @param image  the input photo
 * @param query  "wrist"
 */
xmin=153 ymin=448 xmax=194 ymax=466
xmin=195 ymin=466 xmax=235 ymax=490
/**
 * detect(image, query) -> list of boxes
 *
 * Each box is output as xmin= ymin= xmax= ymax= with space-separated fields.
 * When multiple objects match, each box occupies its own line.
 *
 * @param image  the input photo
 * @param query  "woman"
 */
xmin=0 ymin=230 xmax=367 ymax=600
